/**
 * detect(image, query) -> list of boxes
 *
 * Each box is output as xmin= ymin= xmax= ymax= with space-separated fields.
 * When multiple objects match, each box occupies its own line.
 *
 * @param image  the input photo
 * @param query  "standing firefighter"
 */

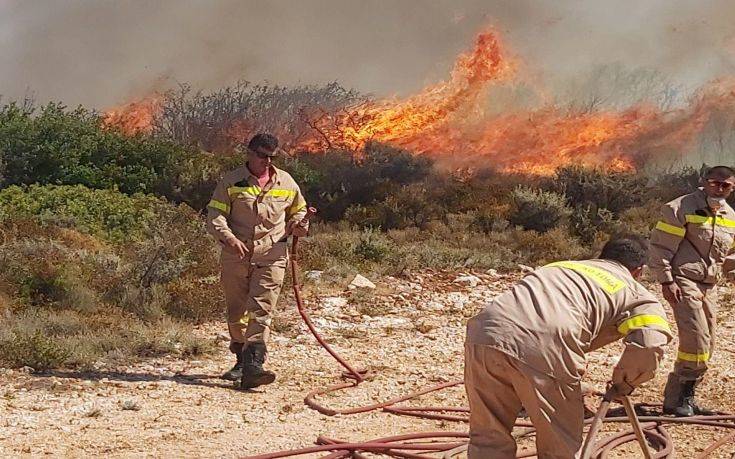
xmin=465 ymin=235 xmax=672 ymax=459
xmin=207 ymin=133 xmax=308 ymax=389
xmin=649 ymin=165 xmax=735 ymax=416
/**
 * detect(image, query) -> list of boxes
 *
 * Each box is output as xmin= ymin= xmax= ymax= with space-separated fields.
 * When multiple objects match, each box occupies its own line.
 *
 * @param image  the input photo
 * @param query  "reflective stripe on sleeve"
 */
xmin=287 ymin=200 xmax=307 ymax=217
xmin=677 ymin=350 xmax=710 ymax=363
xmin=654 ymin=221 xmax=685 ymax=237
xmin=617 ymin=314 xmax=671 ymax=335
xmin=208 ymin=199 xmax=230 ymax=214
xmin=545 ymin=261 xmax=626 ymax=294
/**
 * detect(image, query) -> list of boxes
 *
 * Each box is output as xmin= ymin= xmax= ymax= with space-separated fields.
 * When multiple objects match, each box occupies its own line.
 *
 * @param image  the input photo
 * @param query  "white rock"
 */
xmin=518 ymin=264 xmax=535 ymax=273
xmin=304 ymin=270 xmax=323 ymax=282
xmin=454 ymin=274 xmax=481 ymax=287
xmin=485 ymin=268 xmax=499 ymax=277
xmin=348 ymin=274 xmax=376 ymax=290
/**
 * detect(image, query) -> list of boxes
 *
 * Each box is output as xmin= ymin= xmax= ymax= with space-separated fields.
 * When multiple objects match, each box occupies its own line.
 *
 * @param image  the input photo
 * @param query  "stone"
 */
xmin=454 ymin=274 xmax=481 ymax=287
xmin=348 ymin=274 xmax=376 ymax=290
xmin=304 ymin=270 xmax=323 ymax=282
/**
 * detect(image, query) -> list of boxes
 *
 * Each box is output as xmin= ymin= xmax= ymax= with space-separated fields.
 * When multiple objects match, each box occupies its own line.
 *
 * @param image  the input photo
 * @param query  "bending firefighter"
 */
xmin=649 ymin=165 xmax=735 ymax=416
xmin=464 ymin=235 xmax=672 ymax=459
xmin=206 ymin=133 xmax=309 ymax=389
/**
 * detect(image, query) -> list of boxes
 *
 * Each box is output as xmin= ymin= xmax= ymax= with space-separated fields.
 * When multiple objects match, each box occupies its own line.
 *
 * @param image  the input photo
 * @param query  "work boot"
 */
xmin=663 ymin=375 xmax=714 ymax=417
xmin=221 ymin=342 xmax=244 ymax=381
xmin=240 ymin=342 xmax=276 ymax=389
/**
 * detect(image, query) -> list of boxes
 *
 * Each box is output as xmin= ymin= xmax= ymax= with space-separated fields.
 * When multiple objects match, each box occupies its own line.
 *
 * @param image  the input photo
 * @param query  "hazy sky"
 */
xmin=2 ymin=0 xmax=735 ymax=109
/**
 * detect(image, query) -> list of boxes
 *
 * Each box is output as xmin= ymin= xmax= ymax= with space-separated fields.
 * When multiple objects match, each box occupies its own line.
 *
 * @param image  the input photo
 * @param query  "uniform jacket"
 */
xmin=649 ymin=189 xmax=735 ymax=284
xmin=206 ymin=164 xmax=308 ymax=262
xmin=466 ymin=259 xmax=672 ymax=387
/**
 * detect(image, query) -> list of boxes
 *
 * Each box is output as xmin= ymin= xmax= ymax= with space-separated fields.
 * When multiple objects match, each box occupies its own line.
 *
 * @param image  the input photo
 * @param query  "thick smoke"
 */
xmin=2 ymin=0 xmax=735 ymax=109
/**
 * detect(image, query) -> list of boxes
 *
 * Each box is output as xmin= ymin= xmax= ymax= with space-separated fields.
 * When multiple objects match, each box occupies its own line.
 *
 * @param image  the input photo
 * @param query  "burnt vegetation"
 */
xmin=0 ymin=79 xmax=732 ymax=370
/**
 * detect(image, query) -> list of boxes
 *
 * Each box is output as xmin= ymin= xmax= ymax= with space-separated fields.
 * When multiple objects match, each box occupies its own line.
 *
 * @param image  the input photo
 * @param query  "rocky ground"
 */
xmin=1 ymin=268 xmax=734 ymax=458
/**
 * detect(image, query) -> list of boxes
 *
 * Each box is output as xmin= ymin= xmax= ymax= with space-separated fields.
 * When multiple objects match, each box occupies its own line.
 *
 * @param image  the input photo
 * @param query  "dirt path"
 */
xmin=1 ymin=270 xmax=734 ymax=458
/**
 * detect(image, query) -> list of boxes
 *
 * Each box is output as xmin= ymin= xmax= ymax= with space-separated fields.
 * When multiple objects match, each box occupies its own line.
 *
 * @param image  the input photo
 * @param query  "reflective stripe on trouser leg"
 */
xmin=243 ymin=258 xmax=287 ymax=344
xmin=464 ymin=345 xmax=522 ymax=459
xmin=221 ymin=256 xmax=253 ymax=344
xmin=672 ymin=276 xmax=717 ymax=381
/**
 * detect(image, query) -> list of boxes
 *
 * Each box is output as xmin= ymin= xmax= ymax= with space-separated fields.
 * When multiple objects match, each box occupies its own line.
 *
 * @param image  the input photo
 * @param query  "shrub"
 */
xmin=551 ymin=166 xmax=647 ymax=215
xmin=509 ymin=186 xmax=572 ymax=232
xmin=0 ymin=101 xmax=222 ymax=210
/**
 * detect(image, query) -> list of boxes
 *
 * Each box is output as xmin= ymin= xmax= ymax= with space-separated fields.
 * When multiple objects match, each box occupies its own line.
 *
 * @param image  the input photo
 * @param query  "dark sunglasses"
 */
xmin=706 ymin=179 xmax=735 ymax=190
xmin=249 ymin=147 xmax=275 ymax=159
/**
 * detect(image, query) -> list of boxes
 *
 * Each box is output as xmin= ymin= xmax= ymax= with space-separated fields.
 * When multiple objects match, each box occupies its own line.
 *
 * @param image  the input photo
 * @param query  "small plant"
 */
xmin=509 ymin=186 xmax=572 ymax=233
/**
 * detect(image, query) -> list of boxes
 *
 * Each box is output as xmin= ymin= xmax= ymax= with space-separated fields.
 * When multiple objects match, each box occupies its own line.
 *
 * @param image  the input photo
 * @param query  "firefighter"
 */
xmin=464 ymin=235 xmax=672 ymax=459
xmin=206 ymin=133 xmax=308 ymax=389
xmin=649 ymin=165 xmax=735 ymax=416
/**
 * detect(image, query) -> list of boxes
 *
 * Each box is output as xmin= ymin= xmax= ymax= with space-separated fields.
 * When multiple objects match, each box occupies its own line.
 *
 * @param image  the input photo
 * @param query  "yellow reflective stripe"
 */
xmin=654 ymin=221 xmax=685 ymax=237
xmin=266 ymin=189 xmax=297 ymax=198
xmin=617 ymin=314 xmax=671 ymax=335
xmin=287 ymin=200 xmax=307 ymax=216
xmin=208 ymin=199 xmax=230 ymax=214
xmin=685 ymin=214 xmax=735 ymax=228
xmin=718 ymin=216 xmax=735 ymax=228
xmin=677 ymin=350 xmax=710 ymax=363
xmin=546 ymin=261 xmax=626 ymax=294
xmin=228 ymin=185 xmax=261 ymax=197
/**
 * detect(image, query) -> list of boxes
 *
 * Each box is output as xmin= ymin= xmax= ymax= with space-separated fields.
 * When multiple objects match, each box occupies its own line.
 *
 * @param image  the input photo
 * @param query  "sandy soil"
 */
xmin=1 ymin=269 xmax=734 ymax=458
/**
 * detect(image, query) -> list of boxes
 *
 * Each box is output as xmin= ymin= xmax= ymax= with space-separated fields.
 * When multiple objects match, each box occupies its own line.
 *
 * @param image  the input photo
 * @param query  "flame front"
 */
xmin=103 ymin=29 xmax=735 ymax=175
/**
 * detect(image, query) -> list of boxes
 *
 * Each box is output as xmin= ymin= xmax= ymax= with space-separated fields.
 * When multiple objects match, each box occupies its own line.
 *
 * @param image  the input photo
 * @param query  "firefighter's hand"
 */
xmin=225 ymin=236 xmax=249 ymax=259
xmin=288 ymin=220 xmax=308 ymax=237
xmin=661 ymin=282 xmax=683 ymax=304
xmin=605 ymin=380 xmax=634 ymax=402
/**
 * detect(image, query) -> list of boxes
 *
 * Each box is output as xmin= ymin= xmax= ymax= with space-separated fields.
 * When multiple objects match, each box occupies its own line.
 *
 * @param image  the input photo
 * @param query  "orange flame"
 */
xmin=103 ymin=29 xmax=735 ymax=175
xmin=102 ymin=95 xmax=162 ymax=135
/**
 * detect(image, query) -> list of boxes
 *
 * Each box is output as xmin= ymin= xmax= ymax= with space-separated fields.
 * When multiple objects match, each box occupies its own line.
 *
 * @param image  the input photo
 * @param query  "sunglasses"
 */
xmin=249 ymin=147 xmax=276 ymax=159
xmin=706 ymin=179 xmax=735 ymax=190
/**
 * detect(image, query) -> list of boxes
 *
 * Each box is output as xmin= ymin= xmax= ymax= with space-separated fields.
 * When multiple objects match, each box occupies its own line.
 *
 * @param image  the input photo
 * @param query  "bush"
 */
xmin=0 ymin=101 xmax=224 ymax=210
xmin=551 ymin=166 xmax=647 ymax=215
xmin=509 ymin=186 xmax=572 ymax=232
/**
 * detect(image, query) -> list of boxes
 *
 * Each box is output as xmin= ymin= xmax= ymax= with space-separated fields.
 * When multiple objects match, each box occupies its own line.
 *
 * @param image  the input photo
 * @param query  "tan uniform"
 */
xmin=465 ymin=259 xmax=672 ymax=459
xmin=649 ymin=189 xmax=735 ymax=380
xmin=207 ymin=165 xmax=307 ymax=346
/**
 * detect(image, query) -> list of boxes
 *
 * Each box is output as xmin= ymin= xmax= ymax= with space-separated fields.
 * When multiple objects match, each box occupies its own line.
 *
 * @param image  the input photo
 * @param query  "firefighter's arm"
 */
xmin=648 ymin=202 xmax=687 ymax=284
xmin=206 ymin=178 xmax=237 ymax=244
xmin=286 ymin=184 xmax=309 ymax=237
xmin=611 ymin=328 xmax=670 ymax=394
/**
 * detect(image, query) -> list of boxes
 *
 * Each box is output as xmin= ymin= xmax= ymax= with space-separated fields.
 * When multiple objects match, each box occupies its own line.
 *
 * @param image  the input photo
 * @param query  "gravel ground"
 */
xmin=1 ymin=269 xmax=734 ymax=458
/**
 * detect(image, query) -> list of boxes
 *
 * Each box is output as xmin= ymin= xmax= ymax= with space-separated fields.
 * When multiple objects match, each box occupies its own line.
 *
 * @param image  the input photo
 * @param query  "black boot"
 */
xmin=685 ymin=380 xmax=715 ymax=415
xmin=221 ymin=342 xmax=244 ymax=381
xmin=663 ymin=376 xmax=713 ymax=417
xmin=240 ymin=342 xmax=276 ymax=389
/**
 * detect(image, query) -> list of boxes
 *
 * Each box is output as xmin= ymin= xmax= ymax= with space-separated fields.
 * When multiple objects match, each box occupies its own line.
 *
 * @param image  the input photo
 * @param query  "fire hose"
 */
xmin=245 ymin=212 xmax=735 ymax=458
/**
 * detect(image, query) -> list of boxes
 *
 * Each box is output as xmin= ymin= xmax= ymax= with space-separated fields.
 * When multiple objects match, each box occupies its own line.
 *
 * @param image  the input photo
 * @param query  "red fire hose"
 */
xmin=244 ymin=216 xmax=735 ymax=458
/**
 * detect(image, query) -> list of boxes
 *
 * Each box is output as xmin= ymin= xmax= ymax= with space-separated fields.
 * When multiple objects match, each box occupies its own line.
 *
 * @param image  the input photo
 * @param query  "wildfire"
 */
xmin=102 ymin=95 xmax=162 ymax=135
xmin=103 ymin=28 xmax=735 ymax=175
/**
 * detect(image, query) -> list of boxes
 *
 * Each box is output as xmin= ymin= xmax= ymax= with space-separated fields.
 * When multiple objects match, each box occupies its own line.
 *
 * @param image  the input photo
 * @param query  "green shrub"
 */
xmin=0 ymin=101 xmax=222 ymax=210
xmin=0 ymin=330 xmax=71 ymax=370
xmin=551 ymin=166 xmax=647 ymax=215
xmin=509 ymin=186 xmax=572 ymax=232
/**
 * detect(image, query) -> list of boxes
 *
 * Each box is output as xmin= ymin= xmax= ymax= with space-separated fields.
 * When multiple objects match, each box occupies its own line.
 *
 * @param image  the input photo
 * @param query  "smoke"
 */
xmin=2 ymin=0 xmax=735 ymax=110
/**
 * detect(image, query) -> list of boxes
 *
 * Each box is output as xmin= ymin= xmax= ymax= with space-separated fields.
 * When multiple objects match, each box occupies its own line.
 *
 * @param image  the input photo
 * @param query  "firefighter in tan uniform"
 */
xmin=649 ymin=165 xmax=735 ymax=416
xmin=207 ymin=133 xmax=308 ymax=389
xmin=465 ymin=235 xmax=672 ymax=459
